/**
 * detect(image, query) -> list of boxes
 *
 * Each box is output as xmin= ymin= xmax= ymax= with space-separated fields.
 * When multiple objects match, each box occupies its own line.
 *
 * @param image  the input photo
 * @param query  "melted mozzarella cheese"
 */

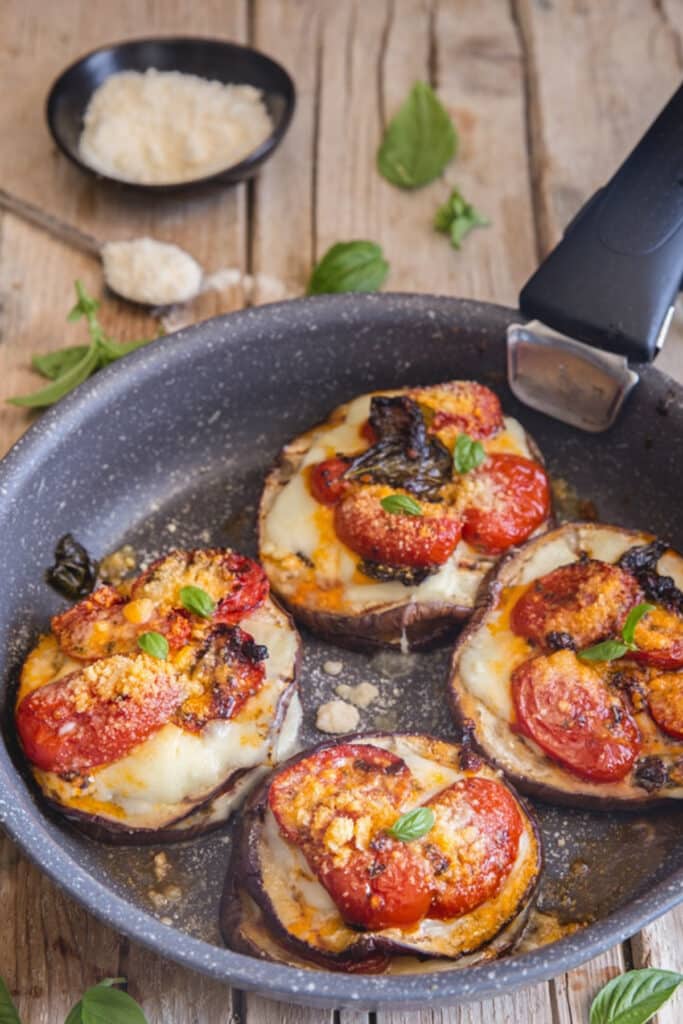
xmin=30 ymin=599 xmax=299 ymax=829
xmin=262 ymin=396 xmax=535 ymax=613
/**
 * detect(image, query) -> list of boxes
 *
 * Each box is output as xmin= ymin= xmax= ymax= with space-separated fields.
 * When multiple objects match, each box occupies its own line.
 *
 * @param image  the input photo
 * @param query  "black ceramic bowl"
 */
xmin=46 ymin=36 xmax=296 ymax=192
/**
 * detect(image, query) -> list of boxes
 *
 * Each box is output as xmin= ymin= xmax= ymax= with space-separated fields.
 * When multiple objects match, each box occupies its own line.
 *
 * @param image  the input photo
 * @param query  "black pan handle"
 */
xmin=519 ymin=82 xmax=683 ymax=363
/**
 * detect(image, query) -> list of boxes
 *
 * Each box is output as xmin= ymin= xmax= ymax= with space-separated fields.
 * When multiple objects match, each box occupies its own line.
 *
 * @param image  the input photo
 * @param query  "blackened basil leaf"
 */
xmin=0 ymin=975 xmax=23 ymax=1024
xmin=619 ymin=541 xmax=683 ymax=615
xmin=345 ymin=395 xmax=452 ymax=498
xmin=378 ymin=82 xmax=457 ymax=189
xmin=81 ymin=981 xmax=149 ymax=1024
xmin=589 ymin=968 xmax=683 ymax=1024
xmin=46 ymin=533 xmax=98 ymax=598
xmin=137 ymin=632 xmax=169 ymax=660
xmin=358 ymin=560 xmax=436 ymax=587
xmin=380 ymin=494 xmax=422 ymax=516
xmin=578 ymin=639 xmax=629 ymax=663
xmin=307 ymin=241 xmax=389 ymax=295
xmin=453 ymin=433 xmax=486 ymax=474
xmin=387 ymin=806 xmax=435 ymax=842
xmin=180 ymin=585 xmax=217 ymax=618
xmin=622 ymin=603 xmax=656 ymax=647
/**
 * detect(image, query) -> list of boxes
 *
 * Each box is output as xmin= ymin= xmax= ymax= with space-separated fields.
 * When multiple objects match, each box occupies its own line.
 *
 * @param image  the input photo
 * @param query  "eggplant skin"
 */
xmin=258 ymin=397 xmax=552 ymax=652
xmin=220 ymin=733 xmax=543 ymax=973
xmin=448 ymin=522 xmax=683 ymax=811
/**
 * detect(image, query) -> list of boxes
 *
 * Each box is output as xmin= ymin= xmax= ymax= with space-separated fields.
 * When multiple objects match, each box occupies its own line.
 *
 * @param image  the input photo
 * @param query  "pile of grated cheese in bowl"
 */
xmin=78 ymin=68 xmax=273 ymax=185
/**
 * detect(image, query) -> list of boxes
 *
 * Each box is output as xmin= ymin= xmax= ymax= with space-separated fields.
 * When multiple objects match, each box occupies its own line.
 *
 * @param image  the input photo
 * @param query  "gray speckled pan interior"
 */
xmin=1 ymin=293 xmax=683 ymax=1010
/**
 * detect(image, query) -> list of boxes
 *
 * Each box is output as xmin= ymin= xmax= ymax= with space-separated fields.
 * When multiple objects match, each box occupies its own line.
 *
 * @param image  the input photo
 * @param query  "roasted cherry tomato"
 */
xmin=425 ymin=777 xmax=523 ymax=918
xmin=176 ymin=624 xmax=266 ymax=731
xmin=333 ymin=486 xmax=462 ymax=568
xmin=52 ymin=585 xmax=191 ymax=661
xmin=132 ymin=548 xmax=268 ymax=625
xmin=16 ymin=654 xmax=187 ymax=774
xmin=510 ymin=560 xmax=642 ymax=650
xmin=511 ymin=650 xmax=640 ymax=782
xmin=308 ymin=457 xmax=351 ymax=506
xmin=647 ymin=672 xmax=683 ymax=739
xmin=631 ymin=606 xmax=683 ymax=670
xmin=461 ymin=454 xmax=550 ymax=555
xmin=410 ymin=382 xmax=504 ymax=441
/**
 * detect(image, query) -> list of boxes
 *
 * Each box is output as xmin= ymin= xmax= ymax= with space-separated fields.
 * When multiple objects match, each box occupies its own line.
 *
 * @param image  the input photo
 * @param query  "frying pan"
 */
xmin=1 ymin=87 xmax=683 ymax=1012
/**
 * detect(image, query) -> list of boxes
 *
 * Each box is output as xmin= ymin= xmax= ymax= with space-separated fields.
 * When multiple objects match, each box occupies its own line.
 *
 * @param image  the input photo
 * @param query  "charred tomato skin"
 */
xmin=511 ymin=559 xmax=643 ymax=650
xmin=511 ymin=650 xmax=640 ymax=782
xmin=461 ymin=454 xmax=551 ymax=555
xmin=333 ymin=487 xmax=462 ymax=569
xmin=308 ymin=457 xmax=352 ymax=506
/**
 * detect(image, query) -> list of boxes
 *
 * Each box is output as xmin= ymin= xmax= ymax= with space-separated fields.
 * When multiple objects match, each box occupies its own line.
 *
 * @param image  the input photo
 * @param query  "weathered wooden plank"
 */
xmin=551 ymin=947 xmax=625 ymax=1024
xmin=375 ymin=980 xmax=555 ymax=1024
xmin=631 ymin=905 xmax=683 ymax=1024
xmin=244 ymin=994 xmax=334 ymax=1023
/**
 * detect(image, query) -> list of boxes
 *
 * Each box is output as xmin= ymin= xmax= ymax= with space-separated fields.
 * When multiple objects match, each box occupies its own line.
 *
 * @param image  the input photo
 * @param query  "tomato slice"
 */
xmin=308 ymin=457 xmax=351 ymax=506
xmin=461 ymin=454 xmax=550 ymax=555
xmin=51 ymin=586 xmax=191 ymax=661
xmin=16 ymin=654 xmax=187 ymax=774
xmin=176 ymin=624 xmax=266 ymax=731
xmin=647 ymin=672 xmax=683 ymax=739
xmin=132 ymin=548 xmax=268 ymax=625
xmin=410 ymin=382 xmax=504 ymax=442
xmin=269 ymin=744 xmax=431 ymax=929
xmin=631 ymin=606 xmax=683 ymax=670
xmin=511 ymin=650 xmax=640 ymax=782
xmin=424 ymin=778 xmax=523 ymax=918
xmin=333 ymin=486 xmax=462 ymax=568
xmin=510 ymin=560 xmax=643 ymax=650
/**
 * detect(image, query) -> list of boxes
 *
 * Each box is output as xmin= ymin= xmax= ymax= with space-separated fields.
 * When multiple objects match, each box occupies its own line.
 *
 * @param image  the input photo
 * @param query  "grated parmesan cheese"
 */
xmin=79 ymin=69 xmax=273 ymax=185
xmin=315 ymin=699 xmax=360 ymax=735
xmin=101 ymin=237 xmax=203 ymax=306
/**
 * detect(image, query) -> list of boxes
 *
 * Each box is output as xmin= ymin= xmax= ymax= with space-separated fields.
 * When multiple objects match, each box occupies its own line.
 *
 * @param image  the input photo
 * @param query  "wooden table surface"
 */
xmin=2 ymin=1 xmax=683 ymax=1021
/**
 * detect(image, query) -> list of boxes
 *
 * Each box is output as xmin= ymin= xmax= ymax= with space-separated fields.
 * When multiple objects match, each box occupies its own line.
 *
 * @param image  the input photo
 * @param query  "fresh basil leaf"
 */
xmin=453 ymin=433 xmax=486 ymax=474
xmin=64 ymin=1002 xmax=84 ymax=1024
xmin=137 ymin=631 xmax=169 ymax=660
xmin=435 ymin=188 xmax=489 ymax=249
xmin=32 ymin=345 xmax=90 ymax=380
xmin=180 ymin=585 xmax=216 ymax=618
xmin=0 ymin=975 xmax=23 ymax=1024
xmin=387 ymin=806 xmax=435 ymax=842
xmin=578 ymin=639 xmax=629 ymax=663
xmin=7 ymin=344 xmax=100 ymax=408
xmin=622 ymin=602 xmax=656 ymax=647
xmin=308 ymin=241 xmax=389 ymax=295
xmin=68 ymin=279 xmax=100 ymax=321
xmin=81 ymin=982 xmax=148 ymax=1024
xmin=378 ymin=81 xmax=457 ymax=188
xmin=590 ymin=968 xmax=683 ymax=1024
xmin=380 ymin=493 xmax=423 ymax=516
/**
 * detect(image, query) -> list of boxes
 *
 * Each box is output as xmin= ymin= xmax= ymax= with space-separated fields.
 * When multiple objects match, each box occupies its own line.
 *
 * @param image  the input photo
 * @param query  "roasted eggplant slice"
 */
xmin=449 ymin=523 xmax=683 ymax=808
xmin=221 ymin=734 xmax=541 ymax=972
xmin=259 ymin=382 xmax=551 ymax=651
xmin=15 ymin=548 xmax=302 ymax=840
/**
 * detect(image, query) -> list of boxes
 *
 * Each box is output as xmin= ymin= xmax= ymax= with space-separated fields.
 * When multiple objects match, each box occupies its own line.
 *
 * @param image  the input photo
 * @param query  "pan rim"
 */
xmin=1 ymin=292 xmax=682 ymax=1009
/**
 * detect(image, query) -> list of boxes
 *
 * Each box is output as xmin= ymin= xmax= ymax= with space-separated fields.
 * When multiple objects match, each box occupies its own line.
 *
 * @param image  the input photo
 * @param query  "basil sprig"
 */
xmin=380 ymin=493 xmax=423 ymax=516
xmin=378 ymin=82 xmax=457 ymax=189
xmin=579 ymin=603 xmax=655 ymax=663
xmin=435 ymin=187 xmax=489 ymax=249
xmin=137 ymin=631 xmax=169 ymax=660
xmin=590 ymin=968 xmax=683 ymax=1024
xmin=2 ymin=976 xmax=149 ymax=1024
xmin=453 ymin=433 xmax=486 ymax=474
xmin=307 ymin=241 xmax=389 ymax=295
xmin=8 ymin=281 xmax=156 ymax=408
xmin=387 ymin=806 xmax=435 ymax=843
xmin=180 ymin=585 xmax=216 ymax=618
